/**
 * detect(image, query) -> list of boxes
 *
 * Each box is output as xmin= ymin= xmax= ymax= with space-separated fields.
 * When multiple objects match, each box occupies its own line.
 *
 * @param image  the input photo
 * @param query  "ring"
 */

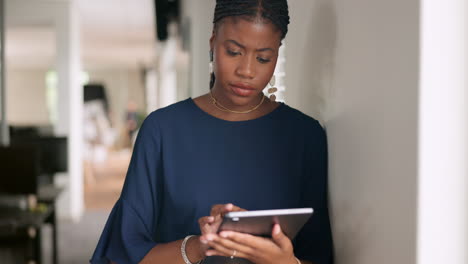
xmin=230 ymin=250 xmax=237 ymax=259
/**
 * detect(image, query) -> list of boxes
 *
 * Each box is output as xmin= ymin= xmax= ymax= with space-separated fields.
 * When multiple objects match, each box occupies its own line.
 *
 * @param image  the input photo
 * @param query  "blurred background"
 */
xmin=0 ymin=0 xmax=466 ymax=264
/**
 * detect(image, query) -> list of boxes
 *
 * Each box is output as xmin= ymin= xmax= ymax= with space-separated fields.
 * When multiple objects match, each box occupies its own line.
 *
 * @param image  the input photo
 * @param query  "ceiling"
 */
xmin=5 ymin=0 xmax=157 ymax=69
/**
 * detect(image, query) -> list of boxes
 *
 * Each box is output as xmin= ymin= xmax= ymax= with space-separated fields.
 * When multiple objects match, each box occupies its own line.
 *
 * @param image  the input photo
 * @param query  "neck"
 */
xmin=210 ymin=87 xmax=264 ymax=112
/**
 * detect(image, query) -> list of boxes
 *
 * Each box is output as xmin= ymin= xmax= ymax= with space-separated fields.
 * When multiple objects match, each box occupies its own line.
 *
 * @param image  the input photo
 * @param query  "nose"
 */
xmin=235 ymin=55 xmax=255 ymax=79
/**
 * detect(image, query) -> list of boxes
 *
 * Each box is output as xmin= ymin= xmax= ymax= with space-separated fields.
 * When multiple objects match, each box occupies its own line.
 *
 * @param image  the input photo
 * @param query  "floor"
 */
xmin=42 ymin=211 xmax=110 ymax=264
xmin=42 ymin=150 xmax=130 ymax=264
xmin=84 ymin=149 xmax=130 ymax=210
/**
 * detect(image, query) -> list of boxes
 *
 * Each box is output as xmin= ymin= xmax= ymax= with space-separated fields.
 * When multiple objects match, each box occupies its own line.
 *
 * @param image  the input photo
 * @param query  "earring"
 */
xmin=267 ymin=75 xmax=278 ymax=101
xmin=209 ymin=50 xmax=214 ymax=74
xmin=269 ymin=75 xmax=275 ymax=86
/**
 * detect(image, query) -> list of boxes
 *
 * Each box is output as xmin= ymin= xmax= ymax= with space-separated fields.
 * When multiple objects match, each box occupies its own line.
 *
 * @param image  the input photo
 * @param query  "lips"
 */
xmin=231 ymin=82 xmax=254 ymax=90
xmin=230 ymin=83 xmax=256 ymax=97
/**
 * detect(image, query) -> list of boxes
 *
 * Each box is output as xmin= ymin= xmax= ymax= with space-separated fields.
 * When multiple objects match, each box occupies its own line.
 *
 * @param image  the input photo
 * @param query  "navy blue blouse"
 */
xmin=90 ymin=98 xmax=333 ymax=264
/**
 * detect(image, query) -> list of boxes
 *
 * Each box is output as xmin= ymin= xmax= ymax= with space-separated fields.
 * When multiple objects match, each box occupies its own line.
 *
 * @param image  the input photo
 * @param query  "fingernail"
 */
xmin=200 ymin=239 xmax=208 ymax=244
xmin=274 ymin=224 xmax=281 ymax=235
xmin=220 ymin=232 xmax=228 ymax=238
xmin=206 ymin=251 xmax=213 ymax=256
xmin=206 ymin=235 xmax=214 ymax=241
xmin=208 ymin=216 xmax=214 ymax=221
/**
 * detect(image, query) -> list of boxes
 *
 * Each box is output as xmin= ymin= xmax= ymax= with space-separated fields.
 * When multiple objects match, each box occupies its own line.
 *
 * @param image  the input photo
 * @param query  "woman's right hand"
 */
xmin=197 ymin=204 xmax=246 ymax=256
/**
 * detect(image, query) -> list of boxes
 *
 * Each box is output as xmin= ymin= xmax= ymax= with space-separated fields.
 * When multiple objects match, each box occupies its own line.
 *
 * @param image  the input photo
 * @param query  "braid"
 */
xmin=213 ymin=0 xmax=290 ymax=39
xmin=210 ymin=0 xmax=290 ymax=89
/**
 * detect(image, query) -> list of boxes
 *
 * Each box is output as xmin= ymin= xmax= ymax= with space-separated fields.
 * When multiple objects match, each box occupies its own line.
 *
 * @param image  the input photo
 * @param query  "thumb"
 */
xmin=272 ymin=224 xmax=290 ymax=249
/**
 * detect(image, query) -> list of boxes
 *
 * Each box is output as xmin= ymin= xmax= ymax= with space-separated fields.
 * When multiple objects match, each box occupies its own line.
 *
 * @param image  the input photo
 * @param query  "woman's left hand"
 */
xmin=202 ymin=224 xmax=298 ymax=264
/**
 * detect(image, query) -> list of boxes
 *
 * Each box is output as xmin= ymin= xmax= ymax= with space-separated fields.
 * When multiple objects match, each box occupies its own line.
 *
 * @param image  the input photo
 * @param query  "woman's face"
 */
xmin=210 ymin=17 xmax=282 ymax=105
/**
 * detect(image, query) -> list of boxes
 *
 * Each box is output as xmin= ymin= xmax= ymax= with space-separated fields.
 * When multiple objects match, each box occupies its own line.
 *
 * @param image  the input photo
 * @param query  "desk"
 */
xmin=0 ymin=185 xmax=61 ymax=264
xmin=38 ymin=185 xmax=62 ymax=264
xmin=0 ymin=206 xmax=52 ymax=264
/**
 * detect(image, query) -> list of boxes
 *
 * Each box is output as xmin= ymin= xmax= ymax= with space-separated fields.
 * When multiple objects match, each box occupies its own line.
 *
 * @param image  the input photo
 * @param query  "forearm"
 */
xmin=140 ymin=236 xmax=204 ymax=264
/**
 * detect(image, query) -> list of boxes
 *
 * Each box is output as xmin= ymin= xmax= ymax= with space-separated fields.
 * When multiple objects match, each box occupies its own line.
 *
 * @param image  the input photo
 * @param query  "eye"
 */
xmin=227 ymin=49 xmax=241 ymax=56
xmin=257 ymin=57 xmax=271 ymax=64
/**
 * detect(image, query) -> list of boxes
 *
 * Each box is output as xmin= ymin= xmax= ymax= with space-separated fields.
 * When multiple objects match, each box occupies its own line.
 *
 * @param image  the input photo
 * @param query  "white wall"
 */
xmin=328 ymin=1 xmax=420 ymax=263
xmin=287 ymin=0 xmax=468 ymax=264
xmin=285 ymin=0 xmax=336 ymax=123
xmin=6 ymin=68 xmax=50 ymax=125
xmin=287 ymin=1 xmax=420 ymax=263
xmin=87 ymin=68 xmax=146 ymax=130
xmin=6 ymin=0 xmax=84 ymax=221
xmin=181 ymin=0 xmax=215 ymax=98
xmin=157 ymin=28 xmax=179 ymax=108
xmin=417 ymin=1 xmax=468 ymax=263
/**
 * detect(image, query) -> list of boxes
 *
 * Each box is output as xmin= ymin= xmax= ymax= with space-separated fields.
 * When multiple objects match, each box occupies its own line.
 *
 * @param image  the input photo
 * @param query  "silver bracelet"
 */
xmin=181 ymin=235 xmax=199 ymax=264
xmin=295 ymin=257 xmax=301 ymax=264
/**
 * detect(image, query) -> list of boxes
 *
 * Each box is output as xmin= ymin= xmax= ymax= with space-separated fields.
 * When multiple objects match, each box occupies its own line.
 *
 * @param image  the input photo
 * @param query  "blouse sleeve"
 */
xmin=90 ymin=113 xmax=163 ymax=264
xmin=293 ymin=120 xmax=334 ymax=264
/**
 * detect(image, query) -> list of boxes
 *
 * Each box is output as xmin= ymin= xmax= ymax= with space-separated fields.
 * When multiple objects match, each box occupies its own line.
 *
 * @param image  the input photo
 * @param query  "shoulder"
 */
xmin=146 ymin=98 xmax=192 ymax=122
xmin=137 ymin=98 xmax=193 ymax=137
xmin=141 ymin=98 xmax=194 ymax=130
xmin=280 ymin=106 xmax=328 ymax=156
xmin=280 ymin=104 xmax=324 ymax=135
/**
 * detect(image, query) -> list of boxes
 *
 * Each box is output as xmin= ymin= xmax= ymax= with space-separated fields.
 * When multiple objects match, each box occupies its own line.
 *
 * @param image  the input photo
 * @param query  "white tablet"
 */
xmin=218 ymin=208 xmax=313 ymax=240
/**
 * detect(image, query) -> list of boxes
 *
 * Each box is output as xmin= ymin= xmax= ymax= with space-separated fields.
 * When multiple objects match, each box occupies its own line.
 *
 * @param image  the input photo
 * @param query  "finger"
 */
xmin=210 ymin=204 xmax=223 ymax=216
xmin=219 ymin=203 xmax=233 ymax=217
xmin=210 ymin=204 xmax=232 ymax=216
xmin=206 ymin=240 xmax=240 ymax=258
xmin=230 ymin=205 xmax=247 ymax=212
xmin=210 ymin=213 xmax=223 ymax=227
xmin=218 ymin=231 xmax=274 ymax=249
xmin=271 ymin=224 xmax=292 ymax=250
xmin=206 ymin=234 xmax=255 ymax=257
xmin=200 ymin=223 xmax=214 ymax=235
xmin=205 ymin=238 xmax=252 ymax=260
xmin=198 ymin=216 xmax=215 ymax=226
xmin=210 ymin=204 xmax=247 ymax=219
xmin=198 ymin=216 xmax=214 ymax=231
xmin=205 ymin=249 xmax=249 ymax=259
xmin=199 ymin=216 xmax=218 ymax=237
xmin=201 ymin=213 xmax=224 ymax=236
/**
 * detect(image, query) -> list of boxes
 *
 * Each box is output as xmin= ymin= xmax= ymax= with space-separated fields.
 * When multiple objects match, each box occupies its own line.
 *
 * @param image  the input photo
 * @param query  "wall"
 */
xmin=6 ymin=68 xmax=50 ymax=125
xmin=5 ymin=66 xmax=146 ymax=144
xmin=284 ymin=0 xmax=336 ymax=123
xmin=286 ymin=1 xmax=419 ymax=263
xmin=87 ymin=68 xmax=146 ymax=132
xmin=181 ymin=0 xmax=215 ymax=98
xmin=6 ymin=0 xmax=84 ymax=221
xmin=417 ymin=1 xmax=468 ymax=263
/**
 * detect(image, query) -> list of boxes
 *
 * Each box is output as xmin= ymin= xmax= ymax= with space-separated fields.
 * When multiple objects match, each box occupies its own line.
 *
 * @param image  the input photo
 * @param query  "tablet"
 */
xmin=218 ymin=208 xmax=313 ymax=239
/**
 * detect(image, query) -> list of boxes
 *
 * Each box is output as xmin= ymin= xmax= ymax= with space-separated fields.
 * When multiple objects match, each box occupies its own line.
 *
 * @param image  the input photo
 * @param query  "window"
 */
xmin=45 ymin=71 xmax=89 ymax=125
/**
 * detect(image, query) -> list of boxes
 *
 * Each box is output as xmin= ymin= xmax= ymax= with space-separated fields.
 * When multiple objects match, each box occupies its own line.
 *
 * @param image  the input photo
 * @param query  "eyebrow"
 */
xmin=226 ymin=40 xmax=274 ymax=52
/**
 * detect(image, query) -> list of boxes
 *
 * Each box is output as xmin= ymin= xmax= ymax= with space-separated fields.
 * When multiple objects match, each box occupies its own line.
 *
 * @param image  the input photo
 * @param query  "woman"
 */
xmin=90 ymin=0 xmax=333 ymax=263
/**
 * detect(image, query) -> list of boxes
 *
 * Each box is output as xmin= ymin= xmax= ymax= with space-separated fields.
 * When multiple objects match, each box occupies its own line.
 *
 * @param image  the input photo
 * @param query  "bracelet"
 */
xmin=181 ymin=235 xmax=197 ymax=264
xmin=295 ymin=257 xmax=301 ymax=264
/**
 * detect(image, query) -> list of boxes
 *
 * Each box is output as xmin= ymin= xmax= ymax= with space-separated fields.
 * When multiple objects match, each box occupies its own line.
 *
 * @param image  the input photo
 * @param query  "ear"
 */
xmin=209 ymin=30 xmax=216 ymax=52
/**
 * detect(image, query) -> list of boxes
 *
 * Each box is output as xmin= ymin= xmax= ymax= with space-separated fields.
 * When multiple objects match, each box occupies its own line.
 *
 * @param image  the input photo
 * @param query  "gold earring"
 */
xmin=268 ymin=75 xmax=278 ymax=101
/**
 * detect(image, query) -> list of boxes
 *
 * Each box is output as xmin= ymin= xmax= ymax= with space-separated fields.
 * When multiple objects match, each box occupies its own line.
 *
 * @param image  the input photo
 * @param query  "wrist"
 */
xmin=284 ymin=256 xmax=300 ymax=264
xmin=185 ymin=235 xmax=205 ymax=262
xmin=292 ymin=256 xmax=301 ymax=264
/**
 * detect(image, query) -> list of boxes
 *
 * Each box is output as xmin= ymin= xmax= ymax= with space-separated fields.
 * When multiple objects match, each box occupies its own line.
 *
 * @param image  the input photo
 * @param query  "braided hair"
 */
xmin=210 ymin=0 xmax=290 ymax=89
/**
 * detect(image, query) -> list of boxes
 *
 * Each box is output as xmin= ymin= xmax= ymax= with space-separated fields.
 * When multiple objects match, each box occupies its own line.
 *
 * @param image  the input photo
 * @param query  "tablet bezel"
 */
xmin=218 ymin=208 xmax=313 ymax=239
